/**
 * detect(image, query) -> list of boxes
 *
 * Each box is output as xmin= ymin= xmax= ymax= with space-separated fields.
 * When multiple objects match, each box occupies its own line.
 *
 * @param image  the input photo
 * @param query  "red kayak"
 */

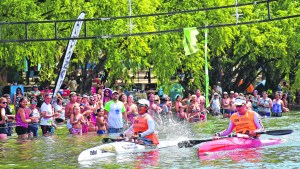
xmin=198 ymin=137 xmax=282 ymax=155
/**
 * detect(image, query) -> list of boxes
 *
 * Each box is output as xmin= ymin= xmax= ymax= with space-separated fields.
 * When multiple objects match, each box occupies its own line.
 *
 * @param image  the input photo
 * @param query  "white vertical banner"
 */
xmin=52 ymin=12 xmax=85 ymax=101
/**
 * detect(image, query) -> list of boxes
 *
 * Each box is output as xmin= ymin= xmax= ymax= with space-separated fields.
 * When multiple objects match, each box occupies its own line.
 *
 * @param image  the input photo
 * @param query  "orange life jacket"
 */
xmin=133 ymin=114 xmax=159 ymax=145
xmin=230 ymin=110 xmax=257 ymax=135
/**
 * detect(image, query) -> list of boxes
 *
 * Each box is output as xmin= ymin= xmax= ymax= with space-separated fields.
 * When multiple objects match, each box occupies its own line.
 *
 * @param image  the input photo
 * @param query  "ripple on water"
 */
xmin=2 ymin=111 xmax=300 ymax=168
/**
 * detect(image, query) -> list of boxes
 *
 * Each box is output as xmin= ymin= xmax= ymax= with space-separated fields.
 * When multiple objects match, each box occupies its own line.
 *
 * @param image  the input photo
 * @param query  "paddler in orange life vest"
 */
xmin=214 ymin=96 xmax=264 ymax=138
xmin=121 ymin=99 xmax=159 ymax=145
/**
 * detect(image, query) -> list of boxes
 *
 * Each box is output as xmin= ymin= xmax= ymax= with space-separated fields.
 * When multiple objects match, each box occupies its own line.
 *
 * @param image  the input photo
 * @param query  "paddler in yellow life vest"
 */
xmin=214 ymin=96 xmax=264 ymax=138
xmin=121 ymin=99 xmax=159 ymax=145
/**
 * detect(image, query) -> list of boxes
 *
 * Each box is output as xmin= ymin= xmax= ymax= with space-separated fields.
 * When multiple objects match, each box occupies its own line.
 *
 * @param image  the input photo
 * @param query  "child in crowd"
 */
xmin=210 ymin=93 xmax=221 ymax=116
xmin=96 ymin=108 xmax=107 ymax=135
xmin=70 ymin=105 xmax=85 ymax=135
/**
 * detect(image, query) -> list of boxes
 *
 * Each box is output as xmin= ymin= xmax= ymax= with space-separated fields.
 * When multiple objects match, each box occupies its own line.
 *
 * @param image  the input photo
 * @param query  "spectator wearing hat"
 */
xmin=28 ymin=99 xmax=40 ymax=138
xmin=31 ymin=85 xmax=41 ymax=97
xmin=210 ymin=93 xmax=221 ymax=116
xmin=80 ymin=94 xmax=90 ymax=112
xmin=31 ymin=85 xmax=42 ymax=108
xmin=221 ymin=92 xmax=231 ymax=118
xmin=104 ymin=90 xmax=128 ymax=134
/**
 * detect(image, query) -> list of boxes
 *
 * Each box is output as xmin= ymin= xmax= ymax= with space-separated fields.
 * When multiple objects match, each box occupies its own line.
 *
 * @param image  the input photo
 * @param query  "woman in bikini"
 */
xmin=175 ymin=95 xmax=187 ymax=121
xmin=187 ymin=95 xmax=201 ymax=123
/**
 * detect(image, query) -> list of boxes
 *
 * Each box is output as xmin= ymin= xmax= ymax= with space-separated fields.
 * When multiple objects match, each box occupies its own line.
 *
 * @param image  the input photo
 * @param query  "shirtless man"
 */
xmin=195 ymin=89 xmax=206 ymax=113
xmin=65 ymin=92 xmax=79 ymax=133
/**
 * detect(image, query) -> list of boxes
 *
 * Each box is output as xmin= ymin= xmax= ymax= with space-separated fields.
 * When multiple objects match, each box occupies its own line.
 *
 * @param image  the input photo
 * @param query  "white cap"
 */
xmin=137 ymin=99 xmax=150 ymax=107
xmin=234 ymin=96 xmax=246 ymax=106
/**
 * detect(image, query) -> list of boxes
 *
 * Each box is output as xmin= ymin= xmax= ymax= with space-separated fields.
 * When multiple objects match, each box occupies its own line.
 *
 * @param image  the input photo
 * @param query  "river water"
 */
xmin=1 ymin=111 xmax=299 ymax=169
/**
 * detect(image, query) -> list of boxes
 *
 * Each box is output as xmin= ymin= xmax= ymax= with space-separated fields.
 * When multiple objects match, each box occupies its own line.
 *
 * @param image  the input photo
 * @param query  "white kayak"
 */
xmin=78 ymin=140 xmax=178 ymax=161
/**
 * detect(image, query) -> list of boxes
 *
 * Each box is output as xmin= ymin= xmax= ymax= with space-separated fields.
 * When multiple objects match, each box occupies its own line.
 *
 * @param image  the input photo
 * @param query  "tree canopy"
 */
xmin=0 ymin=0 xmax=299 ymax=96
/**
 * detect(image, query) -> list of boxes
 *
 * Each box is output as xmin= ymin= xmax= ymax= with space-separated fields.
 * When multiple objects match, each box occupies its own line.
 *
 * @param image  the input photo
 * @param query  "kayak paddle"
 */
xmin=178 ymin=129 xmax=293 ymax=148
xmin=256 ymin=129 xmax=293 ymax=135
xmin=102 ymin=138 xmax=125 ymax=143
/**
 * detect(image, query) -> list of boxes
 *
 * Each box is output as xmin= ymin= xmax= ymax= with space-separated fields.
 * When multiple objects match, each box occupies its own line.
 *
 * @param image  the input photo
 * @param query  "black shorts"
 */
xmin=41 ymin=125 xmax=52 ymax=135
xmin=16 ymin=126 xmax=28 ymax=135
xmin=222 ymin=109 xmax=230 ymax=114
xmin=55 ymin=118 xmax=64 ymax=123
xmin=0 ymin=124 xmax=7 ymax=134
xmin=0 ymin=128 xmax=8 ymax=134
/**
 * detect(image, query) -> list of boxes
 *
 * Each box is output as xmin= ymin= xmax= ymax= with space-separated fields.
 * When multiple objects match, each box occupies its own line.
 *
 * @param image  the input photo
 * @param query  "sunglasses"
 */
xmin=1 ymin=102 xmax=7 ymax=104
xmin=138 ymin=104 xmax=147 ymax=107
xmin=236 ymin=105 xmax=244 ymax=108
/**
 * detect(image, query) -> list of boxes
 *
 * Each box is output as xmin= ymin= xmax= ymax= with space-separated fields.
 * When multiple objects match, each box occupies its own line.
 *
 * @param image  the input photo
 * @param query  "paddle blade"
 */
xmin=102 ymin=138 xmax=125 ymax=143
xmin=258 ymin=130 xmax=293 ymax=136
xmin=178 ymin=138 xmax=213 ymax=148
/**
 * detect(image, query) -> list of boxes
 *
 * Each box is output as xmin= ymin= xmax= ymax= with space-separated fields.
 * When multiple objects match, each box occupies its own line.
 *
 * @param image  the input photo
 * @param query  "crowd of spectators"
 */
xmin=0 ymin=80 xmax=296 ymax=140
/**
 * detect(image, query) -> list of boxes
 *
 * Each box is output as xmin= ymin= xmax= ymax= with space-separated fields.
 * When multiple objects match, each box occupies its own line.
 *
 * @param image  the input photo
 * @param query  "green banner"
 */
xmin=183 ymin=27 xmax=199 ymax=55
